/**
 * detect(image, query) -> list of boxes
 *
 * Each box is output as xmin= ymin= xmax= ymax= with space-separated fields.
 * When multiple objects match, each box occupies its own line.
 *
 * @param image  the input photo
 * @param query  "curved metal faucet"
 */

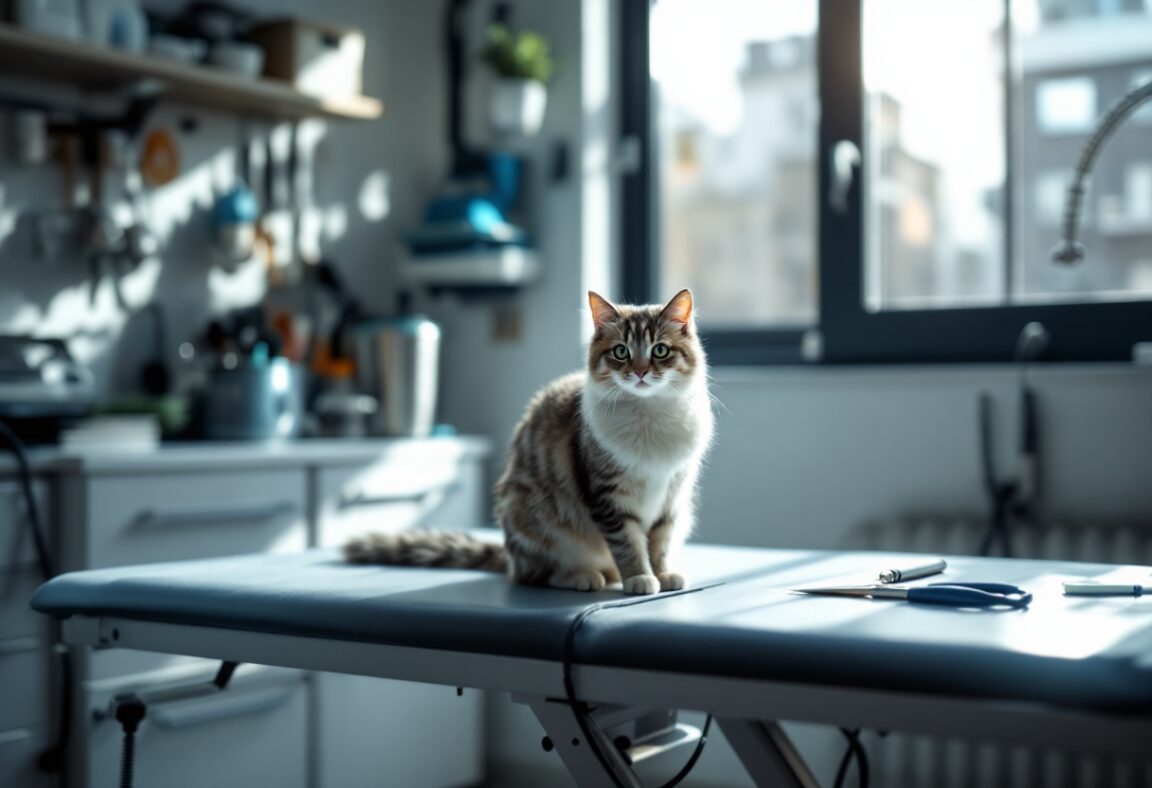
xmin=1051 ymin=78 xmax=1152 ymax=265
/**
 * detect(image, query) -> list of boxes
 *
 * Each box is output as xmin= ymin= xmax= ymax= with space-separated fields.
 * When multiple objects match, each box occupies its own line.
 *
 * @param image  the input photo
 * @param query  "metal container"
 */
xmin=352 ymin=314 xmax=441 ymax=437
xmin=202 ymin=358 xmax=304 ymax=441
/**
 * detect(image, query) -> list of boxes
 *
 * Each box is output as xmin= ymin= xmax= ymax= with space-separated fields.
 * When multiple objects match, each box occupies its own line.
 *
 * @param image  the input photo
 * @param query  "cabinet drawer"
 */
xmin=84 ymin=668 xmax=308 ymax=788
xmin=0 ymin=726 xmax=54 ymax=788
xmin=316 ymin=457 xmax=483 ymax=548
xmin=316 ymin=674 xmax=483 ymax=788
xmin=0 ymin=642 xmax=49 ymax=731
xmin=79 ymin=469 xmax=308 ymax=569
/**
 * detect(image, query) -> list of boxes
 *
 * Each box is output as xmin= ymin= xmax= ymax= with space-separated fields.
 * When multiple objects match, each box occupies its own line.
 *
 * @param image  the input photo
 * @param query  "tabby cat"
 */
xmin=344 ymin=289 xmax=714 ymax=595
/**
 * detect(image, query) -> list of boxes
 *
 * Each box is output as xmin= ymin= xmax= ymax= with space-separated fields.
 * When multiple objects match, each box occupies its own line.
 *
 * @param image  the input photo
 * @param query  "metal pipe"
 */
xmin=1051 ymin=78 xmax=1152 ymax=264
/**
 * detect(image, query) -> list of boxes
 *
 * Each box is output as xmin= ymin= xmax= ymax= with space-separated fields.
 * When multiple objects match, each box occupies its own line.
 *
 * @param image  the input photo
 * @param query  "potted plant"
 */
xmin=482 ymin=23 xmax=553 ymax=138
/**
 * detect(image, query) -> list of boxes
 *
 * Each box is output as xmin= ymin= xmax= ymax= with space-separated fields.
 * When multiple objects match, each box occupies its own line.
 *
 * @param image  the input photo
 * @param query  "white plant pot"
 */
xmin=488 ymin=78 xmax=548 ymax=138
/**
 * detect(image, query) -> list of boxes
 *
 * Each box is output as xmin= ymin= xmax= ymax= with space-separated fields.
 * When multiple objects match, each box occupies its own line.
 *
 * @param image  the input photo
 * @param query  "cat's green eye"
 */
xmin=612 ymin=344 xmax=629 ymax=360
xmin=652 ymin=343 xmax=670 ymax=359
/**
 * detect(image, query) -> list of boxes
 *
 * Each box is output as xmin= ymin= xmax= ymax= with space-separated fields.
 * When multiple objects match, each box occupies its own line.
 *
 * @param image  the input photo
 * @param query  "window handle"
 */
xmin=828 ymin=140 xmax=861 ymax=214
xmin=614 ymin=135 xmax=643 ymax=176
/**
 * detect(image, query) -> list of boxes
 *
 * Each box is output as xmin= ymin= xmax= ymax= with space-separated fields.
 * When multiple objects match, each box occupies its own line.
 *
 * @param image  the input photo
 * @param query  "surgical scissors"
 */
xmin=793 ymin=581 xmax=1032 ymax=609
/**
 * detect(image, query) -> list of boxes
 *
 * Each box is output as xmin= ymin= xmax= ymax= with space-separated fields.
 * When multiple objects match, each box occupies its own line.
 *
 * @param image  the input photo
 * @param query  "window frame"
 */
xmin=621 ymin=0 xmax=1152 ymax=365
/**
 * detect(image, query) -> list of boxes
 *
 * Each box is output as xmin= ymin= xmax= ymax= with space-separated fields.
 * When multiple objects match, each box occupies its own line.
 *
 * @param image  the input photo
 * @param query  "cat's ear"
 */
xmin=660 ymin=289 xmax=694 ymax=327
xmin=588 ymin=291 xmax=620 ymax=329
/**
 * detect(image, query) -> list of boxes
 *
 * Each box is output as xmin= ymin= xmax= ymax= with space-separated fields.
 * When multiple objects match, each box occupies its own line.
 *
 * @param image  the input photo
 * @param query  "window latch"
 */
xmin=614 ymin=135 xmax=643 ymax=176
xmin=828 ymin=140 xmax=861 ymax=215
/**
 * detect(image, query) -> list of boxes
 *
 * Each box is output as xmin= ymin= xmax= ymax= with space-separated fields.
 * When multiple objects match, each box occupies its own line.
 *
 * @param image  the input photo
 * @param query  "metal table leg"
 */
xmin=717 ymin=718 xmax=820 ymax=788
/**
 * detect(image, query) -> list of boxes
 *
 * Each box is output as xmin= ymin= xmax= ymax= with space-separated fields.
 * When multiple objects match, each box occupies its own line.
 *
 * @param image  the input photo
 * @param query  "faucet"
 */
xmin=1051 ymin=79 xmax=1152 ymax=265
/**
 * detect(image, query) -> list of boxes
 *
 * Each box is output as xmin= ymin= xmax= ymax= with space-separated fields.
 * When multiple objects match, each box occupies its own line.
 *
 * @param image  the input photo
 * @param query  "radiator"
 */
xmin=844 ymin=516 xmax=1152 ymax=788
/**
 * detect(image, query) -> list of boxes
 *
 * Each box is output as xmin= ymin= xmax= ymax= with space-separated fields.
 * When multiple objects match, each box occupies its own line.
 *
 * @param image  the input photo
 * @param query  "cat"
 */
xmin=344 ymin=289 xmax=714 ymax=595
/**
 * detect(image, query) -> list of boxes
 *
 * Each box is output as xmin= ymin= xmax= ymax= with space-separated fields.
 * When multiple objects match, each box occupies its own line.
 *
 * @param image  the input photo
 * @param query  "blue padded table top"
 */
xmin=30 ymin=538 xmax=804 ymax=662
xmin=31 ymin=539 xmax=1152 ymax=712
xmin=575 ymin=551 xmax=1152 ymax=713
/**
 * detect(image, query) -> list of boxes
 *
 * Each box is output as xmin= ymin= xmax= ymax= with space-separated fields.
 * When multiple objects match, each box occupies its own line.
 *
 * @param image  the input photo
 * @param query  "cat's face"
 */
xmin=586 ymin=290 xmax=703 ymax=400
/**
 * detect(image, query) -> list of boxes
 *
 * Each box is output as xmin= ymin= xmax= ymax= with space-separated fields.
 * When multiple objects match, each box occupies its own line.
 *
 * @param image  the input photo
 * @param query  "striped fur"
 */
xmin=344 ymin=531 xmax=508 ymax=572
xmin=345 ymin=290 xmax=713 ymax=596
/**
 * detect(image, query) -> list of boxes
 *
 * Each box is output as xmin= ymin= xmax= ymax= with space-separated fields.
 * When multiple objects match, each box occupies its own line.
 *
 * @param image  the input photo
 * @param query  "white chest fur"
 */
xmin=584 ymin=382 xmax=713 ymax=525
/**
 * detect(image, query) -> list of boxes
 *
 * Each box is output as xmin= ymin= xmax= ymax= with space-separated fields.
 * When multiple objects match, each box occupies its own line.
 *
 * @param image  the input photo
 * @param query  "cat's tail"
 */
xmin=343 ymin=530 xmax=508 ymax=573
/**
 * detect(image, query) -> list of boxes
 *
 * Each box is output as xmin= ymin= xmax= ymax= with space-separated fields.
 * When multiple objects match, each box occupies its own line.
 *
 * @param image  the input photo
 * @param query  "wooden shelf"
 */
xmin=0 ymin=24 xmax=383 ymax=121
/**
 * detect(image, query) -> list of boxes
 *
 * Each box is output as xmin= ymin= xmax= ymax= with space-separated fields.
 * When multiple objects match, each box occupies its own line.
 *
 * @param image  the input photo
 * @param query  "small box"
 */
xmin=248 ymin=19 xmax=365 ymax=99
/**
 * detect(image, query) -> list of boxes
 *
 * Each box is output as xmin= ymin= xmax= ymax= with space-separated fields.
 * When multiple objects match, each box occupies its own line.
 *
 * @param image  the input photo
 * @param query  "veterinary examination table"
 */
xmin=31 ymin=540 xmax=1152 ymax=787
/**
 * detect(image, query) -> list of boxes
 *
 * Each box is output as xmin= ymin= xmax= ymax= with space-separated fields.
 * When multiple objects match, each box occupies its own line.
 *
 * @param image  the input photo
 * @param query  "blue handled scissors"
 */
xmin=793 ymin=581 xmax=1032 ymax=609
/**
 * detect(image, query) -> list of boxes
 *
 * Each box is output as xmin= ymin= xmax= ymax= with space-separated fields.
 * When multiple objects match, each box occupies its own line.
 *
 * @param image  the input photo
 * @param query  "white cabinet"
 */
xmin=83 ymin=667 xmax=309 ymax=788
xmin=313 ymin=445 xmax=487 ymax=788
xmin=58 ymin=468 xmax=309 ymax=572
xmin=0 ymin=726 xmax=54 ymax=788
xmin=314 ymin=675 xmax=484 ymax=788
xmin=56 ymin=467 xmax=309 ymax=684
xmin=0 ymin=479 xmax=55 ymax=788
xmin=9 ymin=438 xmax=490 ymax=788
xmin=314 ymin=445 xmax=485 ymax=548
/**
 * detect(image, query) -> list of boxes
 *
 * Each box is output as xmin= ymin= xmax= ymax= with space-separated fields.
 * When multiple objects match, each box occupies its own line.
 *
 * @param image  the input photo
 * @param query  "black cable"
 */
xmin=658 ymin=713 xmax=712 ymax=788
xmin=119 ymin=728 xmax=137 ymax=788
xmin=560 ymin=585 xmax=719 ymax=788
xmin=977 ymin=393 xmax=1012 ymax=558
xmin=832 ymin=729 xmax=855 ymax=788
xmin=114 ymin=698 xmax=146 ymax=788
xmin=0 ymin=419 xmax=54 ymax=580
xmin=833 ymin=728 xmax=869 ymax=788
xmin=0 ymin=419 xmax=74 ymax=776
xmin=976 ymin=325 xmax=1048 ymax=558
xmin=562 ymin=603 xmax=627 ymax=788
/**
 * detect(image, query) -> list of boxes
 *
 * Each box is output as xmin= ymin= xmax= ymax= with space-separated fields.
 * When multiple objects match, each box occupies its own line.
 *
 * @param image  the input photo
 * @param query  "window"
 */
xmin=621 ymin=0 xmax=1152 ymax=363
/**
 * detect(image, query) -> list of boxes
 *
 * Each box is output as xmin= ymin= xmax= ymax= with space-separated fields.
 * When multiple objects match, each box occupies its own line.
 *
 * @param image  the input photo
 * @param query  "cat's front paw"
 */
xmin=551 ymin=570 xmax=608 ymax=592
xmin=657 ymin=572 xmax=686 ymax=591
xmin=623 ymin=574 xmax=660 ymax=595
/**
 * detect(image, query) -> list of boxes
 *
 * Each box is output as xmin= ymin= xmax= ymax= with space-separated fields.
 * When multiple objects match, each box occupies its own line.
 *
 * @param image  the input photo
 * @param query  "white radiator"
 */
xmin=845 ymin=517 xmax=1152 ymax=788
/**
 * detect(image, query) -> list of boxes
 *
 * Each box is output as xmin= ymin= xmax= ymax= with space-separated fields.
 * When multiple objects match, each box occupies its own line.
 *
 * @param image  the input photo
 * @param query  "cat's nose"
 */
xmin=634 ymin=368 xmax=649 ymax=380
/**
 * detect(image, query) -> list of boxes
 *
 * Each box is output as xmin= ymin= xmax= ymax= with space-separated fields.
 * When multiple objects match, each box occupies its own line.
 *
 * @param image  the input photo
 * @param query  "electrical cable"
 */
xmin=560 ymin=584 xmax=719 ymax=788
xmin=977 ymin=394 xmax=1014 ymax=558
xmin=0 ymin=419 xmax=54 ymax=580
xmin=658 ymin=713 xmax=712 ymax=788
xmin=832 ymin=727 xmax=869 ymax=788
xmin=0 ymin=419 xmax=75 ymax=776
xmin=114 ymin=698 xmax=146 ymax=788
xmin=976 ymin=323 xmax=1048 ymax=558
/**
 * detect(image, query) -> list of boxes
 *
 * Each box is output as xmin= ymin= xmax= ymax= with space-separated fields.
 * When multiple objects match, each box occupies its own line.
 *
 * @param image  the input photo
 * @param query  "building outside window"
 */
xmin=626 ymin=0 xmax=1152 ymax=363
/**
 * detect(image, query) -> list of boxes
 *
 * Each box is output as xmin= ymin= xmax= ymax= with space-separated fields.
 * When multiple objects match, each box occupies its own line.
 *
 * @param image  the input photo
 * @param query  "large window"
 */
xmin=622 ymin=0 xmax=1152 ymax=363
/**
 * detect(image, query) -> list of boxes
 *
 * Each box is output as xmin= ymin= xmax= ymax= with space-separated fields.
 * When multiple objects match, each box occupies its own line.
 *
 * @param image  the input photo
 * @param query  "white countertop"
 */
xmin=0 ymin=435 xmax=493 ymax=476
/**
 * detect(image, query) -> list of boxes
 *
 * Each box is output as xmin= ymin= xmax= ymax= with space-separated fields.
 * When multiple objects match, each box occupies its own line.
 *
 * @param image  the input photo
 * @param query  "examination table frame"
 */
xmin=33 ymin=543 xmax=1152 ymax=787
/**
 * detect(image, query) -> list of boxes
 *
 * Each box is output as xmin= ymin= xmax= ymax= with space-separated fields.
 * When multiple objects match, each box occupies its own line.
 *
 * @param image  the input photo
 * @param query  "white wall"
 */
xmin=702 ymin=362 xmax=1152 ymax=550
xmin=427 ymin=0 xmax=617 ymax=493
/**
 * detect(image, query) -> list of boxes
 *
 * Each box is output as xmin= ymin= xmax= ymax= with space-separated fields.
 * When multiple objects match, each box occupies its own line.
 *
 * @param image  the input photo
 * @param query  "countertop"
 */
xmin=0 ymin=436 xmax=493 ymax=476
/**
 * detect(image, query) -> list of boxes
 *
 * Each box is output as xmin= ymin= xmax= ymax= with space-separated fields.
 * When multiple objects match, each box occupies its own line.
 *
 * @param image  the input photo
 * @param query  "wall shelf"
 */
xmin=402 ymin=247 xmax=540 ymax=289
xmin=0 ymin=24 xmax=383 ymax=121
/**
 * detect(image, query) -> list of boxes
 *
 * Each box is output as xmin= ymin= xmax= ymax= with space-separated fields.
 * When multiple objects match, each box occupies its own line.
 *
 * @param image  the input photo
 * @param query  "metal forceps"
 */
xmin=793 ymin=582 xmax=1033 ymax=609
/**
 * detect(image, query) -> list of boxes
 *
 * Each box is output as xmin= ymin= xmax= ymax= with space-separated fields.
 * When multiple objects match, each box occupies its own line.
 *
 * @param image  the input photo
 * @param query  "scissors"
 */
xmin=793 ymin=581 xmax=1032 ymax=609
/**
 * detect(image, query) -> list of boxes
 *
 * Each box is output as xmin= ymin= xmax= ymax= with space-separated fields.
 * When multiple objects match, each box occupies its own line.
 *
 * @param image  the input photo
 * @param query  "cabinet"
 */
xmin=0 ymin=437 xmax=490 ymax=788
xmin=313 ymin=442 xmax=487 ymax=788
xmin=0 ymin=479 xmax=54 ymax=788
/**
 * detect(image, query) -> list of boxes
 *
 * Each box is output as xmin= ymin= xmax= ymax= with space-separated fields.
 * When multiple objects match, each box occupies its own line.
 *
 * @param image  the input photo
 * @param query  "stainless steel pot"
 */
xmin=352 ymin=314 xmax=441 ymax=437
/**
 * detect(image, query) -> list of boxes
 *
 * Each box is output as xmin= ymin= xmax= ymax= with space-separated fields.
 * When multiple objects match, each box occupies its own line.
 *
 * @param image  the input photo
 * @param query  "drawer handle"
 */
xmin=339 ymin=482 xmax=459 ymax=510
xmin=134 ymin=501 xmax=297 ymax=528
xmin=150 ymin=685 xmax=296 ymax=730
